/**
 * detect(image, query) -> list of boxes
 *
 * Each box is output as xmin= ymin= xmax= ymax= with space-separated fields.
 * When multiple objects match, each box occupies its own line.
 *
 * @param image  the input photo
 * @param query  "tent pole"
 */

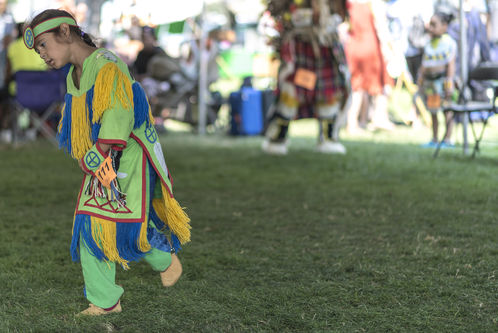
xmin=198 ymin=1 xmax=208 ymax=135
xmin=459 ymin=0 xmax=469 ymax=154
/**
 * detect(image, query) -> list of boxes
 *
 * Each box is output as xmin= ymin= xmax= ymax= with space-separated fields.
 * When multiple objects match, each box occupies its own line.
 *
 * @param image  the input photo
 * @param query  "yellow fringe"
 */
xmin=152 ymin=184 xmax=191 ymax=245
xmin=57 ymin=102 xmax=65 ymax=133
xmin=138 ymin=218 xmax=152 ymax=253
xmin=149 ymin=106 xmax=154 ymax=125
xmin=93 ymin=62 xmax=134 ymax=123
xmin=71 ymin=93 xmax=93 ymax=159
xmin=90 ymin=217 xmax=151 ymax=269
xmin=91 ymin=217 xmax=130 ymax=269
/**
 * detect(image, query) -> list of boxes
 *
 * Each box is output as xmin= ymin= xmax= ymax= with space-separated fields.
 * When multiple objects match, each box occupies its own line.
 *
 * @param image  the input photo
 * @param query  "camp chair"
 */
xmin=11 ymin=69 xmax=66 ymax=146
xmin=434 ymin=62 xmax=498 ymax=158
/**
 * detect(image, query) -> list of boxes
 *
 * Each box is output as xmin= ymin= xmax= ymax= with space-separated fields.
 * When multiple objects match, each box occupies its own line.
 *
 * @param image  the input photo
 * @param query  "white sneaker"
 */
xmin=262 ymin=139 xmax=288 ymax=155
xmin=316 ymin=141 xmax=346 ymax=154
xmin=0 ymin=129 xmax=12 ymax=143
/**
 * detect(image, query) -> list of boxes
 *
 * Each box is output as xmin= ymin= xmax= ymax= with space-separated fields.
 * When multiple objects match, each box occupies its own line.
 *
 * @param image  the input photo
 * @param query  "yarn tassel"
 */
xmin=85 ymin=176 xmax=107 ymax=199
xmin=93 ymin=62 xmax=134 ymax=123
xmin=71 ymin=214 xmax=151 ymax=269
xmin=56 ymin=94 xmax=73 ymax=155
xmin=138 ymin=219 xmax=151 ymax=253
xmin=86 ymin=87 xmax=101 ymax=143
xmin=149 ymin=205 xmax=182 ymax=252
xmin=115 ymin=222 xmax=149 ymax=264
xmin=71 ymin=93 xmax=93 ymax=159
xmin=149 ymin=203 xmax=165 ymax=230
xmin=71 ymin=214 xmax=107 ymax=262
xmin=171 ymin=233 xmax=182 ymax=252
xmin=91 ymin=217 xmax=130 ymax=269
xmin=152 ymin=184 xmax=191 ymax=245
xmin=132 ymin=82 xmax=153 ymax=129
xmin=108 ymin=179 xmax=126 ymax=207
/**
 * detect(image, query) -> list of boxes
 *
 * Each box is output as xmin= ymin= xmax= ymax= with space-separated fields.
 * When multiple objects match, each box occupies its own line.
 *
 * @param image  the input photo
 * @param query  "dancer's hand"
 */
xmin=78 ymin=158 xmax=90 ymax=174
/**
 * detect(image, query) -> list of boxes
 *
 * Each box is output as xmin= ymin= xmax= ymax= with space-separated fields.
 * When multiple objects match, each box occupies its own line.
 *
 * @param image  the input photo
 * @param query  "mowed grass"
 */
xmin=1 ymin=119 xmax=498 ymax=332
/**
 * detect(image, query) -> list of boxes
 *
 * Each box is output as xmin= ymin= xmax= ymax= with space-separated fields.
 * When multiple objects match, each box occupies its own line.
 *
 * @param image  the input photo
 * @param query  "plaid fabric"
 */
xmin=278 ymin=36 xmax=348 ymax=119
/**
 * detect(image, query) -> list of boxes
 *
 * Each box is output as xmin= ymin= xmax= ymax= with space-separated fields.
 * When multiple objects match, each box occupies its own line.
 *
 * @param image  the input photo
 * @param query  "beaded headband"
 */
xmin=24 ymin=17 xmax=77 ymax=49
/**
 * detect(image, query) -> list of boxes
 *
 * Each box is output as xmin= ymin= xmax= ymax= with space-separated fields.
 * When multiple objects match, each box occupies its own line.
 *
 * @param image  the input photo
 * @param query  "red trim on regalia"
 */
xmin=103 ymin=301 xmax=120 ymax=311
xmin=98 ymin=139 xmax=127 ymax=148
xmin=80 ymin=157 xmax=94 ymax=175
xmin=95 ymin=143 xmax=109 ymax=157
xmin=75 ymin=152 xmax=147 ymax=223
xmin=129 ymin=132 xmax=174 ymax=198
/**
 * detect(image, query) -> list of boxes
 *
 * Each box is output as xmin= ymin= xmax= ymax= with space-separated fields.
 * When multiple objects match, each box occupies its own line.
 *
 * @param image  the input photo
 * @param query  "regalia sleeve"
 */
xmin=80 ymin=142 xmax=108 ymax=175
xmin=93 ymin=62 xmax=134 ymax=149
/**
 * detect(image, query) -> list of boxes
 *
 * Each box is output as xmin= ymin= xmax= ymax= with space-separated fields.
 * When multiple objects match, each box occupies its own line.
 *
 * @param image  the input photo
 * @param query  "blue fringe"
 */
xmin=148 ymin=162 xmax=181 ymax=252
xmin=57 ymin=94 xmax=73 ymax=155
xmin=149 ymin=196 xmax=181 ymax=252
xmin=132 ymin=82 xmax=151 ymax=129
xmin=147 ymin=226 xmax=172 ymax=253
xmin=149 ymin=205 xmax=165 ymax=229
xmin=148 ymin=163 xmax=165 ymax=229
xmin=70 ymin=214 xmax=107 ymax=262
xmin=86 ymin=87 xmax=101 ymax=143
xmin=57 ymin=83 xmax=146 ymax=154
xmin=71 ymin=214 xmax=148 ymax=264
xmin=110 ymin=181 xmax=120 ymax=201
xmin=115 ymin=222 xmax=147 ymax=262
xmin=171 ymin=233 xmax=182 ymax=252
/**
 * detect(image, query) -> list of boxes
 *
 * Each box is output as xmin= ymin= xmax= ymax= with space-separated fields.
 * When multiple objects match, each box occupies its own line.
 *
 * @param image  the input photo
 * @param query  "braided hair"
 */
xmin=28 ymin=9 xmax=96 ymax=47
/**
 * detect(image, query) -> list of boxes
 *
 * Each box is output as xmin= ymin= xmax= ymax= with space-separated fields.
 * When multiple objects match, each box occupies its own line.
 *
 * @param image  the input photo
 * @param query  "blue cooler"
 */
xmin=229 ymin=88 xmax=263 ymax=135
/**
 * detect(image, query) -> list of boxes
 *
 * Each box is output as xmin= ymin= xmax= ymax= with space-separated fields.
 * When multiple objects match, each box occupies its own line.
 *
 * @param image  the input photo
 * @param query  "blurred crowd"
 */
xmin=0 ymin=0 xmax=497 ymax=146
xmin=260 ymin=0 xmax=497 ymax=154
xmin=342 ymin=0 xmax=497 ymax=146
xmin=0 ymin=0 xmax=222 ymax=143
xmin=336 ymin=0 xmax=497 ymax=133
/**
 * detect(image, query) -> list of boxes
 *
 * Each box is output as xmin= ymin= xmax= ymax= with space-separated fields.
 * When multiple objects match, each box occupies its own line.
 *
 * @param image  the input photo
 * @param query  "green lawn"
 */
xmin=1 ymin=120 xmax=498 ymax=332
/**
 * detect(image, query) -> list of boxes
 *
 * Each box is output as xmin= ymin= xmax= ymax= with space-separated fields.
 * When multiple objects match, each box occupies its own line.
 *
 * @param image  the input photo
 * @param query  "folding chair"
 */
xmin=434 ymin=62 xmax=498 ymax=158
xmin=11 ymin=69 xmax=66 ymax=146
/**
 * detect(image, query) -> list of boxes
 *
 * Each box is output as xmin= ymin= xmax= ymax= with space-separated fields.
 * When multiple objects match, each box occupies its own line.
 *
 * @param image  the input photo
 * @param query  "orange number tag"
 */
xmin=294 ymin=68 xmax=317 ymax=90
xmin=427 ymin=94 xmax=441 ymax=109
xmin=95 ymin=156 xmax=116 ymax=189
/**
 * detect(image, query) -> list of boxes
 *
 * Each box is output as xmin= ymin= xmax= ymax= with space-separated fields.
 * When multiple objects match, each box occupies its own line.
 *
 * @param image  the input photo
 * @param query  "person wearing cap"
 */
xmin=24 ymin=9 xmax=191 ymax=315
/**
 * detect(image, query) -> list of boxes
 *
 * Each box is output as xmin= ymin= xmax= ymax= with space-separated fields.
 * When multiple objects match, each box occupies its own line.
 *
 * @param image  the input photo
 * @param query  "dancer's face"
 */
xmin=34 ymin=26 xmax=71 ymax=69
xmin=428 ymin=15 xmax=447 ymax=39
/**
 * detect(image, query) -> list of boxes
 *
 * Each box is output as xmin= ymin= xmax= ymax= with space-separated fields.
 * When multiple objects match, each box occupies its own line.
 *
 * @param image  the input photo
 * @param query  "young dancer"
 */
xmin=24 ymin=9 xmax=191 ymax=315
xmin=417 ymin=11 xmax=456 ymax=147
xmin=262 ymin=0 xmax=351 ymax=155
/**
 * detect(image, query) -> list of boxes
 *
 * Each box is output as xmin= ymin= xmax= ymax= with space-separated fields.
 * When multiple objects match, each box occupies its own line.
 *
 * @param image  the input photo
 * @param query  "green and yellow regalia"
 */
xmin=57 ymin=48 xmax=191 ymax=269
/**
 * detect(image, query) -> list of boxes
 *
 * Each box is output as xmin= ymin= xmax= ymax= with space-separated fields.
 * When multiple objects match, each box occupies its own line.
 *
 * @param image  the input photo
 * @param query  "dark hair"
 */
xmin=434 ymin=11 xmax=454 ymax=25
xmin=142 ymin=26 xmax=157 ymax=41
xmin=28 ymin=9 xmax=96 ymax=47
xmin=16 ymin=22 xmax=24 ymax=39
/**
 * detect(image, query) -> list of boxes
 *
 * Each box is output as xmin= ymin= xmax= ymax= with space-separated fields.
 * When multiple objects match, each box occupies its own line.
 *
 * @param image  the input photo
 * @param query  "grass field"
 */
xmin=1 ymin=119 xmax=498 ymax=332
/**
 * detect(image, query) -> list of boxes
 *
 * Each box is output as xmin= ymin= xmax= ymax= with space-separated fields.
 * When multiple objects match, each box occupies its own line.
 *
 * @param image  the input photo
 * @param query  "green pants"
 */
xmin=80 ymin=235 xmax=172 ymax=308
